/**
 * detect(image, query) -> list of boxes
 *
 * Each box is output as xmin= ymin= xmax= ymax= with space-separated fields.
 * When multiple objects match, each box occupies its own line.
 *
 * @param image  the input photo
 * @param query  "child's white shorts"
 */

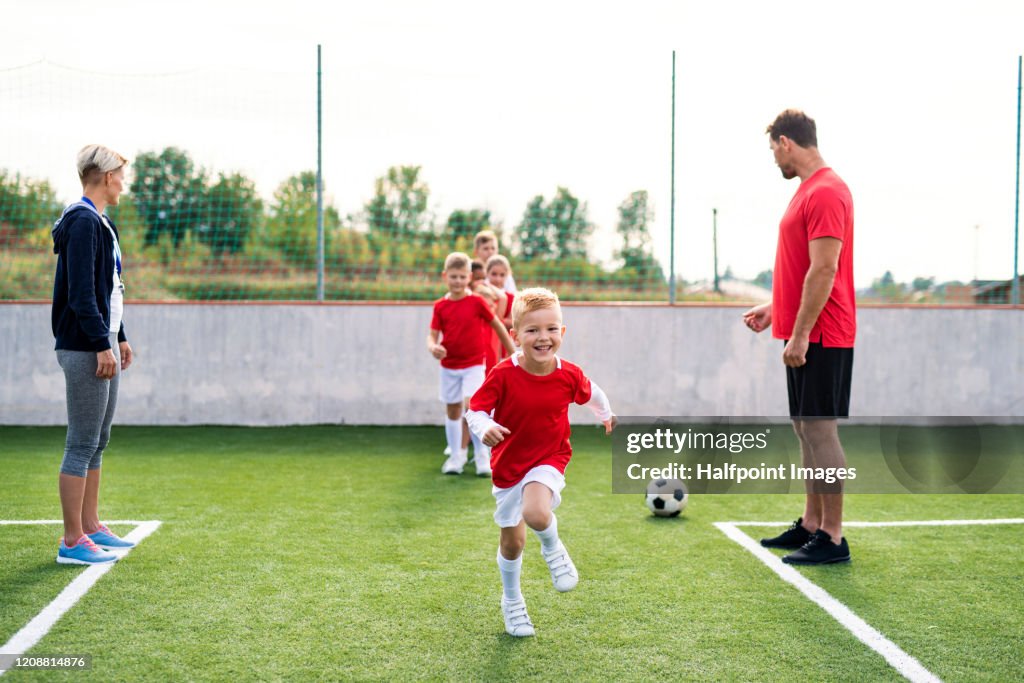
xmin=492 ymin=465 xmax=566 ymax=528
xmin=438 ymin=364 xmax=486 ymax=404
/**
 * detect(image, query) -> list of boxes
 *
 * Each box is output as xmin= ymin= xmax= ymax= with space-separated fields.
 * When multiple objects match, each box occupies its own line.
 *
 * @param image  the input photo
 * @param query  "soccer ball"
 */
xmin=645 ymin=478 xmax=688 ymax=517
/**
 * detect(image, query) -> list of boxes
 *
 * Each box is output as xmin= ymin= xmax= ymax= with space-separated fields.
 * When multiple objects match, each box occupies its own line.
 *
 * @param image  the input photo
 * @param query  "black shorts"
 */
xmin=785 ymin=342 xmax=853 ymax=418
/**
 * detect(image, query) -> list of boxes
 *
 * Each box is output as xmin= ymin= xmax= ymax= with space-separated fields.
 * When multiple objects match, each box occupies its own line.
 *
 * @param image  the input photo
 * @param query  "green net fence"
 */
xmin=0 ymin=60 xmax=1019 ymax=305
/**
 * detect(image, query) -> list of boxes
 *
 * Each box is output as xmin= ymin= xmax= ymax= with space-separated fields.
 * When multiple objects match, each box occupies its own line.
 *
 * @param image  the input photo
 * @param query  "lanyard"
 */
xmin=81 ymin=197 xmax=122 ymax=276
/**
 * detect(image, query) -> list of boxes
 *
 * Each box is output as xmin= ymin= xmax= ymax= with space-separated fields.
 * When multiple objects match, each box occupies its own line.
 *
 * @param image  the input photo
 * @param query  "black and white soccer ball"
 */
xmin=645 ymin=478 xmax=688 ymax=517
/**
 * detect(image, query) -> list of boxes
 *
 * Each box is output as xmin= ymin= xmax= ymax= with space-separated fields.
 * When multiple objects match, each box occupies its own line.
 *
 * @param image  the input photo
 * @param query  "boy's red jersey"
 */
xmin=431 ymin=294 xmax=495 ymax=369
xmin=469 ymin=355 xmax=592 ymax=488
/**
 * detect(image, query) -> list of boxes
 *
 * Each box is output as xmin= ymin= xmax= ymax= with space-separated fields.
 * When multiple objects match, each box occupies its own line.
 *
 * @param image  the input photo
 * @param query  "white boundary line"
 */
xmin=0 ymin=520 xmax=162 ymax=677
xmin=714 ymin=518 xmax=1024 ymax=683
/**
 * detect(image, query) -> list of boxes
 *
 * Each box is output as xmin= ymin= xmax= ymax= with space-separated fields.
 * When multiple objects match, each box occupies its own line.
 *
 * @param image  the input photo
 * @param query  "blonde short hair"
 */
xmin=77 ymin=144 xmax=128 ymax=186
xmin=444 ymin=252 xmax=470 ymax=271
xmin=511 ymin=287 xmax=561 ymax=329
xmin=485 ymin=254 xmax=511 ymax=273
xmin=473 ymin=230 xmax=497 ymax=249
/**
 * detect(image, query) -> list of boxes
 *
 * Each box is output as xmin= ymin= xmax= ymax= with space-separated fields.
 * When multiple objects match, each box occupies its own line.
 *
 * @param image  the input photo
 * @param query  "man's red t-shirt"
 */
xmin=469 ymin=355 xmax=592 ymax=488
xmin=430 ymin=294 xmax=495 ymax=369
xmin=772 ymin=167 xmax=856 ymax=347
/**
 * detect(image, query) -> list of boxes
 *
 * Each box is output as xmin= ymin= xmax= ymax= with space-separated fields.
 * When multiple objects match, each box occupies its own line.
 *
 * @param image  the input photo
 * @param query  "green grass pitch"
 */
xmin=1 ymin=426 xmax=1021 ymax=681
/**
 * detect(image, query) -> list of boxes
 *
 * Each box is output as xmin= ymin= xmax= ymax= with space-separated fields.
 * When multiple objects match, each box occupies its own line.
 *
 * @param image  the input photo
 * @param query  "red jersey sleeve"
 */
xmin=572 ymin=365 xmax=593 ymax=405
xmin=430 ymin=300 xmax=443 ymax=331
xmin=469 ymin=365 xmax=503 ymax=414
xmin=473 ymin=294 xmax=496 ymax=322
xmin=805 ymin=186 xmax=849 ymax=242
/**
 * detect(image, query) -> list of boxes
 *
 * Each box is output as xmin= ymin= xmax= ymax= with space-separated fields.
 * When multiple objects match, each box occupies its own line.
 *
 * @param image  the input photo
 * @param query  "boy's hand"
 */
xmin=603 ymin=415 xmax=618 ymax=435
xmin=431 ymin=343 xmax=447 ymax=360
xmin=482 ymin=424 xmax=511 ymax=447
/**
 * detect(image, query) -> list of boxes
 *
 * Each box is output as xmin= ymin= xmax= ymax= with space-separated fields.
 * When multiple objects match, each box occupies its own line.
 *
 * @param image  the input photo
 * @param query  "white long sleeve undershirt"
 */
xmin=466 ymin=380 xmax=614 ymax=440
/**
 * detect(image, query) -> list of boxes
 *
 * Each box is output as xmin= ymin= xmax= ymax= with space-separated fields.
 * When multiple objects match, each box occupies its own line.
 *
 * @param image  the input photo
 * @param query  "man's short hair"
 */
xmin=444 ymin=252 xmax=470 ymax=271
xmin=77 ymin=144 xmax=128 ymax=186
xmin=474 ymin=230 xmax=497 ymax=249
xmin=766 ymin=109 xmax=817 ymax=148
xmin=511 ymin=287 xmax=561 ymax=329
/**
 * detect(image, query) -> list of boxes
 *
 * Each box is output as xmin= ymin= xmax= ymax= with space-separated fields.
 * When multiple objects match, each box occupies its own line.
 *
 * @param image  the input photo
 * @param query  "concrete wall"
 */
xmin=1 ymin=303 xmax=1021 ymax=425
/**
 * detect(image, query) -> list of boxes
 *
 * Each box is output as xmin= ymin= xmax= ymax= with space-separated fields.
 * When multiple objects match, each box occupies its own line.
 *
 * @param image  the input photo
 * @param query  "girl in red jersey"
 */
xmin=466 ymin=288 xmax=616 ymax=637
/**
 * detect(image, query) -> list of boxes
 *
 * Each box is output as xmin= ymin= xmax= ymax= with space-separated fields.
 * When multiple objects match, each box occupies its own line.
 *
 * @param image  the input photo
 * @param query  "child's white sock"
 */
xmin=534 ymin=514 xmax=560 ymax=553
xmin=496 ymin=549 xmax=523 ymax=600
xmin=444 ymin=417 xmax=463 ymax=458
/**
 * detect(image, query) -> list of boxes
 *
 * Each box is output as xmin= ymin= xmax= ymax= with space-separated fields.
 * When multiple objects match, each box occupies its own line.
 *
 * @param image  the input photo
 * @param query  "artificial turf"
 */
xmin=0 ymin=426 xmax=1021 ymax=681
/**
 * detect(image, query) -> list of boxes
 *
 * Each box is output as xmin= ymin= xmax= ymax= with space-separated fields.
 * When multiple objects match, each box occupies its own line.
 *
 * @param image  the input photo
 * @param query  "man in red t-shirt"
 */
xmin=743 ymin=109 xmax=855 ymax=566
xmin=428 ymin=252 xmax=515 ymax=476
xmin=466 ymin=288 xmax=616 ymax=637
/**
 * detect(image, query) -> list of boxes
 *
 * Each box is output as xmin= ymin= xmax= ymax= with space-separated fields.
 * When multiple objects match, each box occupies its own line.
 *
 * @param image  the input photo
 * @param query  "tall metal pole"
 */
xmin=316 ymin=44 xmax=325 ymax=302
xmin=669 ymin=51 xmax=677 ymax=304
xmin=713 ymin=208 xmax=720 ymax=293
xmin=1013 ymin=55 xmax=1021 ymax=306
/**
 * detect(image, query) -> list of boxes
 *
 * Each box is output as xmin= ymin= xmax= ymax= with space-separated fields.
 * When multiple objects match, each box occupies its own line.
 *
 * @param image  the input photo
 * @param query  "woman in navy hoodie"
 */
xmin=51 ymin=145 xmax=137 ymax=565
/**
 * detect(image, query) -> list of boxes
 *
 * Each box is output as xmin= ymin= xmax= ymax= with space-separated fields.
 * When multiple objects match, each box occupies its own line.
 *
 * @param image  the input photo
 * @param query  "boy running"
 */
xmin=466 ymin=288 xmax=616 ymax=636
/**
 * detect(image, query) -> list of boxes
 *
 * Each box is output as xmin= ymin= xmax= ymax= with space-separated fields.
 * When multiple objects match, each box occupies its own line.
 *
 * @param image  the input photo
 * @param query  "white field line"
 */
xmin=715 ymin=518 xmax=1024 ymax=683
xmin=0 ymin=520 xmax=162 ymax=677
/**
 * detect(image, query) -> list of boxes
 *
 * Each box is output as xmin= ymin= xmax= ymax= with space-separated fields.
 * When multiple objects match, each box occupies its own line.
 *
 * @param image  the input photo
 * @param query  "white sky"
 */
xmin=2 ymin=0 xmax=1023 ymax=285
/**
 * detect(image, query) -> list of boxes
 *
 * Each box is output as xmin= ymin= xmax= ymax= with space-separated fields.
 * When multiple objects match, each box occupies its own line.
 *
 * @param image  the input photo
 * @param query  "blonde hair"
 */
xmin=485 ymin=254 xmax=511 ymax=274
xmin=473 ymin=229 xmax=497 ymax=250
xmin=444 ymin=251 xmax=470 ymax=271
xmin=77 ymin=144 xmax=128 ymax=186
xmin=511 ymin=287 xmax=561 ymax=329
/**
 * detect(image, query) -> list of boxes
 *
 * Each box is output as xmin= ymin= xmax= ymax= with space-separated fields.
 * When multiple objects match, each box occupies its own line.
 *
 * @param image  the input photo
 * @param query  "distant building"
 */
xmin=970 ymin=276 xmax=1024 ymax=304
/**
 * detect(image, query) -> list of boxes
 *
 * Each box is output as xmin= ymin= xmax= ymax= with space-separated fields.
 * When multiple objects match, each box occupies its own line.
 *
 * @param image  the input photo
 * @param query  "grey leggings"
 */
xmin=57 ymin=335 xmax=120 ymax=477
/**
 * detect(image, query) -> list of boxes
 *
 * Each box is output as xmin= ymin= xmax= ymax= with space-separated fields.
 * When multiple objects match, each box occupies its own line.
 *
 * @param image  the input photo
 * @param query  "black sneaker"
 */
xmin=782 ymin=530 xmax=851 ymax=565
xmin=760 ymin=518 xmax=812 ymax=549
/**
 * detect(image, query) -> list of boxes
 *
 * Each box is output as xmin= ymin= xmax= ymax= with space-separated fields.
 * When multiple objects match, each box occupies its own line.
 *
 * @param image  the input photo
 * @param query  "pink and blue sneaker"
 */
xmin=87 ymin=524 xmax=136 ymax=550
xmin=57 ymin=535 xmax=118 ymax=565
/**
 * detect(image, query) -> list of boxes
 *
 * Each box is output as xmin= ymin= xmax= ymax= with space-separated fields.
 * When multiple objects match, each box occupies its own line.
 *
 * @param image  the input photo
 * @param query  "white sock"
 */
xmin=496 ymin=549 xmax=522 ymax=600
xmin=470 ymin=431 xmax=489 ymax=463
xmin=534 ymin=514 xmax=560 ymax=553
xmin=444 ymin=418 xmax=463 ymax=459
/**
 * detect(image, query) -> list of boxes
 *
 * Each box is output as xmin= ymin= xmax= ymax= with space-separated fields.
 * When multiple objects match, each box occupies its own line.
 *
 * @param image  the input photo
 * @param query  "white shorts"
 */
xmin=438 ymin=364 xmax=486 ymax=404
xmin=492 ymin=465 xmax=566 ymax=528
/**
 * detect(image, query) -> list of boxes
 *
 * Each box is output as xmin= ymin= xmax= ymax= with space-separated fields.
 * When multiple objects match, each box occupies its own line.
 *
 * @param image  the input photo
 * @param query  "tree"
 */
xmin=514 ymin=195 xmax=551 ymax=261
xmin=365 ymin=166 xmax=431 ymax=239
xmin=265 ymin=171 xmax=339 ymax=267
xmin=870 ymin=270 xmax=907 ymax=301
xmin=614 ymin=190 xmax=662 ymax=281
xmin=753 ymin=269 xmax=773 ymax=290
xmin=130 ymin=148 xmax=208 ymax=247
xmin=911 ymin=276 xmax=935 ymax=292
xmin=0 ymin=170 xmax=61 ymax=235
xmin=514 ymin=187 xmax=593 ymax=261
xmin=198 ymin=172 xmax=262 ymax=259
xmin=445 ymin=209 xmax=491 ymax=242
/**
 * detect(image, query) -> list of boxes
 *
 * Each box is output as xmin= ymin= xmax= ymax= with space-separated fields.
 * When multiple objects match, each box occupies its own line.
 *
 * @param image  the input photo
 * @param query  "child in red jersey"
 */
xmin=485 ymin=254 xmax=515 ymax=338
xmin=428 ymin=252 xmax=515 ymax=476
xmin=466 ymin=288 xmax=616 ymax=637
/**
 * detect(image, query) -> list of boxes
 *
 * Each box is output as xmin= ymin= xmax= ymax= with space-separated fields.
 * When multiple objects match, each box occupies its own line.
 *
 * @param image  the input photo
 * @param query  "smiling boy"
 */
xmin=466 ymin=288 xmax=616 ymax=637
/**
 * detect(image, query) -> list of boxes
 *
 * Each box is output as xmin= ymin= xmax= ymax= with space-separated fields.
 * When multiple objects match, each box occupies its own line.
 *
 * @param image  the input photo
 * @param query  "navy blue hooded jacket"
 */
xmin=51 ymin=202 xmax=127 ymax=352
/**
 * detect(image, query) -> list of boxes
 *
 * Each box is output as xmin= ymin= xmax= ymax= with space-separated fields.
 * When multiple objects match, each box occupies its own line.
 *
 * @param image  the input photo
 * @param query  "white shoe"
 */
xmin=501 ymin=596 xmax=535 ymax=637
xmin=441 ymin=449 xmax=468 ymax=474
xmin=542 ymin=541 xmax=578 ymax=592
xmin=474 ymin=449 xmax=492 ymax=477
